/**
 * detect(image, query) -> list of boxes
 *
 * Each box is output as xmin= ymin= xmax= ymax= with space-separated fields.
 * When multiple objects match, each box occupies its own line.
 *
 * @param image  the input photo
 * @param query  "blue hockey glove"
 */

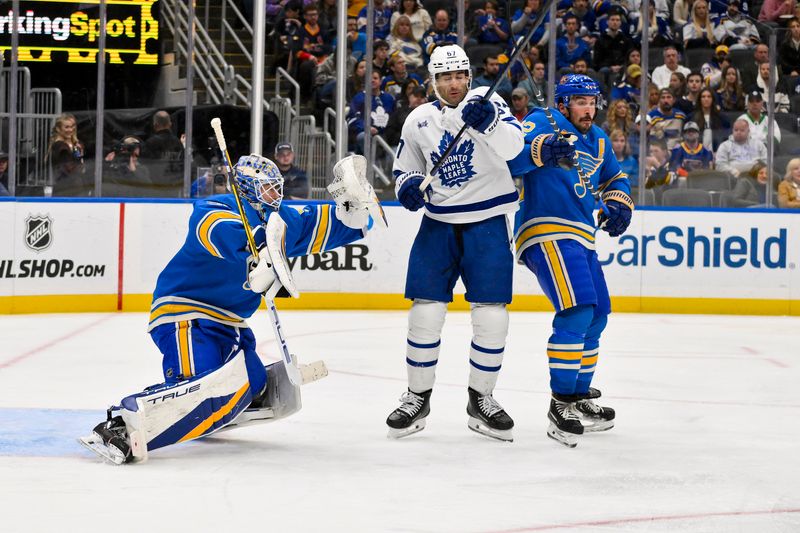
xmin=395 ymin=171 xmax=430 ymax=211
xmin=461 ymin=96 xmax=497 ymax=134
xmin=531 ymin=134 xmax=576 ymax=168
xmin=597 ymin=199 xmax=632 ymax=237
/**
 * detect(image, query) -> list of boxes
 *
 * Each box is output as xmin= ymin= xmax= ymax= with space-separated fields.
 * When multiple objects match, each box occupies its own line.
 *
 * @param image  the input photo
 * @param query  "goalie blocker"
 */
xmin=78 ymin=351 xmax=328 ymax=465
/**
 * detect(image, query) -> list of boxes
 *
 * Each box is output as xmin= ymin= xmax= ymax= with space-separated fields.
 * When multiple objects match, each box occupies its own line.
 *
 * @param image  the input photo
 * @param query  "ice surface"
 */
xmin=1 ymin=311 xmax=798 ymax=532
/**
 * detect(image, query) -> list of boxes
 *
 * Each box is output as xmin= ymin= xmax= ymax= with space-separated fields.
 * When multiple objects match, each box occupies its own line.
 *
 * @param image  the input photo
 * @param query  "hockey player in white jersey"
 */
xmin=386 ymin=44 xmax=524 ymax=441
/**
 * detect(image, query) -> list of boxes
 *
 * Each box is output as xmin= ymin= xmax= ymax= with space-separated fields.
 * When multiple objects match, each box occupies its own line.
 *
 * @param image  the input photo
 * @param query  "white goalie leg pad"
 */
xmin=328 ymin=154 xmax=388 ymax=230
xmin=406 ymin=299 xmax=447 ymax=392
xmin=468 ymin=303 xmax=509 ymax=395
xmin=117 ymin=349 xmax=252 ymax=460
xmin=265 ymin=213 xmax=298 ymax=298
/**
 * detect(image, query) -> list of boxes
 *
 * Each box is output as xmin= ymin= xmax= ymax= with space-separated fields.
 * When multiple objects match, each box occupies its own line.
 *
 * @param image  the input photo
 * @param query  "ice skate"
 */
xmin=386 ymin=389 xmax=431 ymax=439
xmin=78 ymin=415 xmax=133 ymax=465
xmin=575 ymin=387 xmax=615 ymax=432
xmin=466 ymin=388 xmax=514 ymax=442
xmin=547 ymin=395 xmax=584 ymax=448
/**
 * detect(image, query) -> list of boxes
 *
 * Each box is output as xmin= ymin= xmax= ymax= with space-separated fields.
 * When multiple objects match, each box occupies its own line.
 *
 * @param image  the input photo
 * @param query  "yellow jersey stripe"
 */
xmin=547 ymin=350 xmax=584 ymax=361
xmin=178 ymin=382 xmax=250 ymax=442
xmin=310 ymin=205 xmax=330 ymax=254
xmin=516 ymin=223 xmax=595 ymax=248
xmin=544 ymin=241 xmax=574 ymax=308
xmin=150 ymin=303 xmax=243 ymax=324
xmin=197 ymin=211 xmax=241 ymax=258
xmin=581 ymin=355 xmax=599 ymax=366
xmin=177 ymin=321 xmax=193 ymax=378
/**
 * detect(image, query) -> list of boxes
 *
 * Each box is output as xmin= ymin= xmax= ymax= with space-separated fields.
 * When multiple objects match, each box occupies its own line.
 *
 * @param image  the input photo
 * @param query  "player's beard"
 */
xmin=437 ymin=80 xmax=469 ymax=107
xmin=569 ymin=108 xmax=596 ymax=134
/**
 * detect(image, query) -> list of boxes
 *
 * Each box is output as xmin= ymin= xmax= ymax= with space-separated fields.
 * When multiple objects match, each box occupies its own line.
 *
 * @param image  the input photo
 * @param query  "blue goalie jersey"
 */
xmin=148 ymin=195 xmax=364 ymax=331
xmin=507 ymin=107 xmax=630 ymax=261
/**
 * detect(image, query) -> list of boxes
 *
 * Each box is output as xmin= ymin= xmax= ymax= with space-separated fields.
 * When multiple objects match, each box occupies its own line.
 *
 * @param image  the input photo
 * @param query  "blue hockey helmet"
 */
xmin=554 ymin=74 xmax=603 ymax=108
xmin=234 ymin=154 xmax=284 ymax=214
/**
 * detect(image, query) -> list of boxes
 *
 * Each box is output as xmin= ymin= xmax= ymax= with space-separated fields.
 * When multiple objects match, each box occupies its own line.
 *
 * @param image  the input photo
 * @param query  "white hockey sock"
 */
xmin=468 ymin=303 xmax=508 ymax=395
xmin=406 ymin=300 xmax=447 ymax=393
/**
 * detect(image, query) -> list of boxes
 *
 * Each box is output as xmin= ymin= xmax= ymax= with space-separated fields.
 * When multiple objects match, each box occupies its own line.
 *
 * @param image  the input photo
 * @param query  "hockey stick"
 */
xmin=419 ymin=0 xmax=559 ymax=191
xmin=210 ymin=118 xmax=302 ymax=387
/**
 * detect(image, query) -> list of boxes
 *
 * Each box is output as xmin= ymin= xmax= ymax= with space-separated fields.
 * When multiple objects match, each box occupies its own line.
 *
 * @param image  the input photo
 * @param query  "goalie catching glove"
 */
xmin=327 ymin=155 xmax=388 ymax=230
xmin=248 ymin=213 xmax=298 ymax=299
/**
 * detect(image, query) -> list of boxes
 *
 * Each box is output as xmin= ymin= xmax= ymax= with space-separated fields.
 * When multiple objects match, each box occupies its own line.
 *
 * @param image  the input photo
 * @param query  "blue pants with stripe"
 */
xmin=405 ymin=214 xmax=513 ymax=304
xmin=150 ymin=319 xmax=268 ymax=398
xmin=522 ymin=240 xmax=610 ymax=395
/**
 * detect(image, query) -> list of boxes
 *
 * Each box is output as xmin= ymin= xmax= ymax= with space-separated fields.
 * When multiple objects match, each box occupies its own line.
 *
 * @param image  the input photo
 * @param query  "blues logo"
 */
xmin=25 ymin=215 xmax=53 ymax=252
xmin=575 ymin=150 xmax=603 ymax=179
xmin=429 ymin=132 xmax=475 ymax=188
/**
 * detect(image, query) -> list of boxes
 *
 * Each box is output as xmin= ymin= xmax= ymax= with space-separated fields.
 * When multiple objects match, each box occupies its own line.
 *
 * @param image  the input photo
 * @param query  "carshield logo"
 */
xmin=24 ymin=215 xmax=53 ymax=252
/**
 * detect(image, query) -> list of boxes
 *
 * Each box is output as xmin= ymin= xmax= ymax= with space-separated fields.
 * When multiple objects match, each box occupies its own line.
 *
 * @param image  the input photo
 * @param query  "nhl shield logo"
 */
xmin=25 ymin=215 xmax=53 ymax=252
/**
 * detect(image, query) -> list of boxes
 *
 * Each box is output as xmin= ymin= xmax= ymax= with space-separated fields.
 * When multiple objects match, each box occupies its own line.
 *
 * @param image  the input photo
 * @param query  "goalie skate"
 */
xmin=575 ymin=388 xmax=615 ymax=432
xmin=466 ymin=388 xmax=514 ymax=442
xmin=78 ymin=416 xmax=135 ymax=465
xmin=546 ymin=396 xmax=584 ymax=448
xmin=386 ymin=389 xmax=431 ymax=439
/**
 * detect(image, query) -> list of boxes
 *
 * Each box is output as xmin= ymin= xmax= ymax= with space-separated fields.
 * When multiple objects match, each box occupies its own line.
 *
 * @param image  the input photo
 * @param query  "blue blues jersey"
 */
xmin=508 ymin=107 xmax=630 ymax=260
xmin=148 ymin=195 xmax=363 ymax=331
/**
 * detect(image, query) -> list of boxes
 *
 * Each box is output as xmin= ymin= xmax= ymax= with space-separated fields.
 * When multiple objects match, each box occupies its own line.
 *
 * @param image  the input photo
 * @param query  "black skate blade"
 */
xmin=468 ymin=417 xmax=513 ymax=442
xmin=387 ymin=419 xmax=426 ymax=439
xmin=582 ymin=419 xmax=614 ymax=433
xmin=77 ymin=435 xmax=127 ymax=465
xmin=546 ymin=423 xmax=579 ymax=448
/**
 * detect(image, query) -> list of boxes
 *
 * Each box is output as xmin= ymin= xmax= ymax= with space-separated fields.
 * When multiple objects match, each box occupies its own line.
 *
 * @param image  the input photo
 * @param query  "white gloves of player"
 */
xmin=248 ymin=247 xmax=279 ymax=295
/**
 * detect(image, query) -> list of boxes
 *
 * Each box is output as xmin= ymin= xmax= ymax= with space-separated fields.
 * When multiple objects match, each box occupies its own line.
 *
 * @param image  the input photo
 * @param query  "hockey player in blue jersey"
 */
xmin=80 ymin=154 xmax=379 ymax=464
xmin=385 ymin=44 xmax=524 ymax=442
xmin=508 ymin=74 xmax=633 ymax=447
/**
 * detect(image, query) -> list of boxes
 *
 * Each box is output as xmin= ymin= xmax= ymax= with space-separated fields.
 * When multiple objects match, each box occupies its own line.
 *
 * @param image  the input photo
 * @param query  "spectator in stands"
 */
xmin=778 ymin=158 xmax=800 ymax=208
xmin=683 ymin=0 xmax=716 ymax=49
xmin=673 ymin=0 xmax=693 ymax=26
xmin=472 ymin=54 xmax=513 ymax=102
xmin=610 ymin=129 xmax=639 ymax=182
xmin=647 ymin=84 xmax=661 ymax=111
xmin=701 ymin=45 xmax=730 ymax=88
xmin=611 ymin=64 xmax=643 ymax=110
xmin=516 ymin=60 xmax=547 ymax=104
xmin=47 ymin=113 xmax=85 ymax=179
xmin=49 ymin=141 xmax=88 ymax=196
xmin=143 ymin=111 xmax=183 ymax=161
xmin=422 ymin=10 xmax=458 ymax=60
xmin=756 ymin=62 xmax=791 ymax=113
xmin=740 ymin=43 xmax=769 ymax=91
xmin=314 ymin=36 xmax=358 ymax=111
xmin=509 ymin=44 xmax=543 ymax=86
xmin=727 ymin=161 xmax=770 ymax=207
xmin=693 ymin=87 xmax=730 ymax=151
xmin=275 ymin=2 xmax=304 ymax=73
xmin=191 ymin=159 xmax=228 ymax=198
xmin=296 ymin=4 xmax=332 ymax=99
xmin=317 ymin=0 xmax=337 ymax=41
xmin=738 ymin=90 xmax=782 ymax=147
xmin=372 ymin=39 xmax=391 ymax=77
xmin=652 ymin=47 xmax=692 ymax=90
xmin=779 ymin=17 xmax=800 ymax=76
xmin=273 ymin=143 xmax=310 ymax=200
xmin=570 ymin=57 xmax=596 ymax=79
xmin=644 ymin=139 xmax=675 ymax=199
xmin=759 ymin=0 xmax=797 ymax=22
xmin=603 ymin=98 xmax=640 ymax=153
xmin=626 ymin=48 xmax=641 ymax=69
xmin=713 ymin=0 xmax=760 ymax=50
xmin=0 ymin=152 xmax=9 ymax=196
xmin=381 ymin=54 xmax=424 ymax=100
xmin=510 ymin=87 xmax=532 ymax=121
xmin=391 ymin=0 xmax=432 ymax=42
xmin=631 ymin=0 xmax=674 ymax=47
xmin=512 ymin=0 xmax=550 ymax=48
xmin=593 ymin=10 xmax=633 ymax=87
xmin=556 ymin=14 xmax=592 ymax=70
xmin=715 ymin=65 xmax=746 ymax=111
xmin=358 ymin=0 xmax=392 ymax=40
xmin=384 ymin=85 xmax=428 ymax=146
xmin=716 ymin=119 xmax=768 ymax=178
xmin=104 ymin=136 xmax=150 ymax=189
xmin=675 ymin=71 xmax=703 ymax=115
xmin=387 ymin=15 xmax=425 ymax=71
xmin=475 ymin=1 xmax=510 ymax=46
xmin=649 ymin=88 xmax=688 ymax=149
xmin=669 ymin=72 xmax=688 ymax=101
xmin=669 ymin=122 xmax=715 ymax=178
xmin=347 ymin=70 xmax=396 ymax=153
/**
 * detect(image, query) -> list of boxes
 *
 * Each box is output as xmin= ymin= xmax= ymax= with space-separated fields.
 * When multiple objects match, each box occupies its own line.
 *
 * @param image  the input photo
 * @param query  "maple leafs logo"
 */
xmin=429 ymin=131 xmax=476 ymax=188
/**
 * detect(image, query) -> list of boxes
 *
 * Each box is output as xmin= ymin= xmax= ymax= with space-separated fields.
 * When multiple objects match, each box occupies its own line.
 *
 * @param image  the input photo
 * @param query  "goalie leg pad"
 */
xmin=468 ymin=303 xmax=509 ymax=395
xmin=406 ymin=299 xmax=447 ymax=393
xmin=119 ymin=349 xmax=253 ymax=459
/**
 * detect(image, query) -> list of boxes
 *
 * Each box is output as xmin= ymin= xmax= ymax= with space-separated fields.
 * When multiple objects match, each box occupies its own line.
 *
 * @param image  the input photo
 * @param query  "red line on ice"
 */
xmin=0 ymin=315 xmax=116 ymax=370
xmin=481 ymin=508 xmax=800 ymax=532
xmin=117 ymin=203 xmax=126 ymax=311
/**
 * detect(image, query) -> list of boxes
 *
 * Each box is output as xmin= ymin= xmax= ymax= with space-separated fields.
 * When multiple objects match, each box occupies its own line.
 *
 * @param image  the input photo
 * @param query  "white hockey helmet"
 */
xmin=234 ymin=154 xmax=284 ymax=217
xmin=428 ymin=44 xmax=472 ymax=103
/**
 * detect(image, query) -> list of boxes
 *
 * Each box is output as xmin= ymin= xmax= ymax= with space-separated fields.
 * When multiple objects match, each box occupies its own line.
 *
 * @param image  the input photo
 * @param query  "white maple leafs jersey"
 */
xmin=393 ymin=87 xmax=525 ymax=224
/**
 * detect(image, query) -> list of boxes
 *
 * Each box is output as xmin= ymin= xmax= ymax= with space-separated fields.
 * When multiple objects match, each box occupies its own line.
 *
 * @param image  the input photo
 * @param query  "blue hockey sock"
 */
xmin=548 ymin=305 xmax=594 ymax=396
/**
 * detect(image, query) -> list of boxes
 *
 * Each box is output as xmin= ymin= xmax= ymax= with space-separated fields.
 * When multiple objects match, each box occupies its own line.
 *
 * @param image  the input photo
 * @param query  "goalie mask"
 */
xmin=234 ymin=154 xmax=284 ymax=216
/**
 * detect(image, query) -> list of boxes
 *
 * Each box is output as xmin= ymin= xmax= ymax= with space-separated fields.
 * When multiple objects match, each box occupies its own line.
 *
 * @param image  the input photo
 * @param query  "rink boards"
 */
xmin=0 ymin=198 xmax=798 ymax=315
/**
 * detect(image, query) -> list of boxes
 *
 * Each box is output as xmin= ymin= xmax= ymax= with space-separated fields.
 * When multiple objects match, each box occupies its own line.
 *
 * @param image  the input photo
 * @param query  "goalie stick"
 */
xmin=210 ymin=117 xmax=303 ymax=387
xmin=419 ymin=0 xmax=559 ymax=191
